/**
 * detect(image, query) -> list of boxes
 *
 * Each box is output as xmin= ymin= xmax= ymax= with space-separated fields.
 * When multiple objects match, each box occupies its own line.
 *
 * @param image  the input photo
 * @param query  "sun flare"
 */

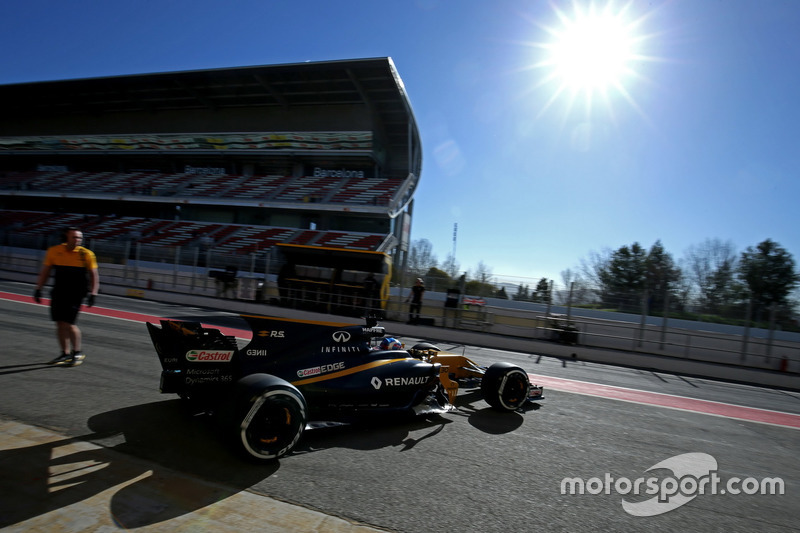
xmin=551 ymin=12 xmax=634 ymax=92
xmin=533 ymin=2 xmax=648 ymax=115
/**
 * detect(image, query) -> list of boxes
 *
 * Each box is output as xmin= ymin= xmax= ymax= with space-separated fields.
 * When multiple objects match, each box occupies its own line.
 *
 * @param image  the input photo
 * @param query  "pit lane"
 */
xmin=0 ymin=282 xmax=797 ymax=532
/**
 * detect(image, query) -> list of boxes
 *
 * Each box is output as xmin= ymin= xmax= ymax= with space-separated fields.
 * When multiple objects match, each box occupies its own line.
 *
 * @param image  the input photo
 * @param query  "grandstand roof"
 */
xmin=0 ymin=57 xmax=420 ymax=175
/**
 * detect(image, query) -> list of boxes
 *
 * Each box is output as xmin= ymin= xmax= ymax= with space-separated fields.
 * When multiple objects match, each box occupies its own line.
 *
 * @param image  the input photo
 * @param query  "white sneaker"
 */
xmin=69 ymin=351 xmax=86 ymax=367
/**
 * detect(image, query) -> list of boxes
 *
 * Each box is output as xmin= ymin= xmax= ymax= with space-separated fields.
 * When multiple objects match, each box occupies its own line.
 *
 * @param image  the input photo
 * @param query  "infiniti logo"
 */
xmin=332 ymin=331 xmax=351 ymax=343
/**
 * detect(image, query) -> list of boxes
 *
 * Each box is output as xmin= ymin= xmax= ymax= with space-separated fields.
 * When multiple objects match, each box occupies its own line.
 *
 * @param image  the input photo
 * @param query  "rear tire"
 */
xmin=231 ymin=374 xmax=307 ymax=461
xmin=481 ymin=362 xmax=531 ymax=411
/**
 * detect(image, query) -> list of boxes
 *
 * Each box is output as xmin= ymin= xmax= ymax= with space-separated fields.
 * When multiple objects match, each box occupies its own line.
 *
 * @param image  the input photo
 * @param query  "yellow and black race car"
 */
xmin=146 ymin=315 xmax=543 ymax=461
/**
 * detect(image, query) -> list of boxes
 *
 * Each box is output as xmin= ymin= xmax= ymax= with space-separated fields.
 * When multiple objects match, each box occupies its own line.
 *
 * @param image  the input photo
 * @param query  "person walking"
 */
xmin=406 ymin=277 xmax=425 ymax=324
xmin=34 ymin=227 xmax=99 ymax=366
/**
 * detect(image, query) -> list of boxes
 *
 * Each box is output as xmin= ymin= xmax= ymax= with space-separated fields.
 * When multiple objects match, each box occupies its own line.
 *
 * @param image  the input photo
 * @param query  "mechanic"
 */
xmin=34 ymin=227 xmax=99 ymax=366
xmin=406 ymin=277 xmax=425 ymax=324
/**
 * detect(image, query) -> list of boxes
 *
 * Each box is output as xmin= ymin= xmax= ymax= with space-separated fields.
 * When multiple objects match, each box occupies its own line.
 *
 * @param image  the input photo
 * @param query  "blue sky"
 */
xmin=1 ymin=0 xmax=798 ymax=287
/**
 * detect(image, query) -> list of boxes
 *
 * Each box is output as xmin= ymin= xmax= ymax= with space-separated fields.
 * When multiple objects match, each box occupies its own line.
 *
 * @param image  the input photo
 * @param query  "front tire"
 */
xmin=481 ymin=362 xmax=531 ymax=411
xmin=231 ymin=374 xmax=307 ymax=461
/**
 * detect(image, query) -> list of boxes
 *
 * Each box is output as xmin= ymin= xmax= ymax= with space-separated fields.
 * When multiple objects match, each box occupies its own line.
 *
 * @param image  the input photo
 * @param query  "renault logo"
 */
xmin=332 ymin=331 xmax=351 ymax=343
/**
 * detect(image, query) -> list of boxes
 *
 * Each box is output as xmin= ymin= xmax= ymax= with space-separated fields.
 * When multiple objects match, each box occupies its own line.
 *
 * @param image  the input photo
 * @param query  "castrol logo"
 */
xmin=186 ymin=350 xmax=234 ymax=362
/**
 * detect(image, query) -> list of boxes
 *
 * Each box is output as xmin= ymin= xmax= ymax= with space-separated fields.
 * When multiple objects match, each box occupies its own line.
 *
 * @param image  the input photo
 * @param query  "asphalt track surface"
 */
xmin=0 ymin=281 xmax=798 ymax=532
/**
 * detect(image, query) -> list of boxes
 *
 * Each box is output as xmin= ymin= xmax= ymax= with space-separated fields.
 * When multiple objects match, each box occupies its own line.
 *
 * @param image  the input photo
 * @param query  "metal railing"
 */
xmin=2 ymin=236 xmax=798 ymax=376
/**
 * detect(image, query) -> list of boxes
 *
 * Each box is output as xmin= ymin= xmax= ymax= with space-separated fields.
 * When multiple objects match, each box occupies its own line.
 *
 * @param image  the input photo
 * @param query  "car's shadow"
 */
xmin=294 ymin=414 xmax=453 ymax=456
xmin=0 ymin=389 xmax=543 ymax=529
xmin=455 ymin=388 xmax=542 ymax=434
xmin=294 ymin=389 xmax=543 ymax=454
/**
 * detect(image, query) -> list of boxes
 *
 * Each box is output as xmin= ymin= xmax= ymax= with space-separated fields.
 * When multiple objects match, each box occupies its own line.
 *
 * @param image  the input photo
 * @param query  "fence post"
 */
xmin=134 ymin=242 xmax=141 ymax=285
xmin=123 ymin=240 xmax=131 ymax=281
xmin=264 ymin=250 xmax=271 ymax=302
xmin=766 ymin=302 xmax=777 ymax=364
xmin=660 ymin=289 xmax=670 ymax=350
xmin=191 ymin=247 xmax=199 ymax=291
xmin=566 ymin=281 xmax=574 ymax=322
xmin=637 ymin=290 xmax=648 ymax=348
xmin=740 ymin=296 xmax=752 ymax=361
xmin=204 ymin=248 xmax=212 ymax=292
xmin=173 ymin=246 xmax=180 ymax=287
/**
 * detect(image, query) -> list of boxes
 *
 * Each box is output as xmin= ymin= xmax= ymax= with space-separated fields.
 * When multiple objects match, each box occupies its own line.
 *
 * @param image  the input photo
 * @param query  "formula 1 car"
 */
xmin=405 ymin=342 xmax=544 ymax=409
xmin=146 ymin=315 xmax=543 ymax=461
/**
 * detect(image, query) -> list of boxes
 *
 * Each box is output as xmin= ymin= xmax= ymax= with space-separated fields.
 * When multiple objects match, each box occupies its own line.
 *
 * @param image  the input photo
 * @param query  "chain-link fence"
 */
xmin=402 ymin=269 xmax=800 ymax=373
xmin=413 ymin=268 xmax=797 ymax=334
xmin=3 ymin=230 xmax=799 ymax=375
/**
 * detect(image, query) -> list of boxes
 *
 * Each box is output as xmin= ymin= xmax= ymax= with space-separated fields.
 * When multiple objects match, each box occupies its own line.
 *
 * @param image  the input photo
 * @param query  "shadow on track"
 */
xmin=0 ymin=362 xmax=52 ymax=376
xmin=452 ymin=388 xmax=543 ymax=434
xmin=0 ymin=399 xmax=277 ymax=529
xmin=294 ymin=387 xmax=545 ymax=457
xmin=293 ymin=414 xmax=453 ymax=456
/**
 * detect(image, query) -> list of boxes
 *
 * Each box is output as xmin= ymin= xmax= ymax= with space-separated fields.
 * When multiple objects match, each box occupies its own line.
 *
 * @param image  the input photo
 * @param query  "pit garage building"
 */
xmin=0 ymin=57 xmax=422 ymax=312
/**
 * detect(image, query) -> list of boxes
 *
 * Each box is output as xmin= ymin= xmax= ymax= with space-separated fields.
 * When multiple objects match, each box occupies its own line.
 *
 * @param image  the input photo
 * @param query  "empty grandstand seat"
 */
xmin=224 ymin=175 xmax=289 ymax=199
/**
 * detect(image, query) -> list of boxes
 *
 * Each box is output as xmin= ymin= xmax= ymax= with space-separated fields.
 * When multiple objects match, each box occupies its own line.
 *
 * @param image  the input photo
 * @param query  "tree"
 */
xmin=440 ymin=252 xmax=460 ymax=280
xmin=407 ymin=238 xmax=437 ymax=279
xmin=534 ymin=277 xmax=551 ymax=303
xmin=424 ymin=266 xmax=451 ymax=292
xmin=684 ymin=238 xmax=738 ymax=314
xmin=645 ymin=240 xmax=682 ymax=313
xmin=599 ymin=242 xmax=647 ymax=311
xmin=580 ymin=248 xmax=612 ymax=304
xmin=470 ymin=261 xmax=493 ymax=286
xmin=673 ymin=258 xmax=695 ymax=313
xmin=560 ymin=268 xmax=577 ymax=290
xmin=465 ymin=278 xmax=496 ymax=297
xmin=514 ymin=284 xmax=530 ymax=301
xmin=559 ymin=268 xmax=592 ymax=306
xmin=459 ymin=261 xmax=494 ymax=298
xmin=738 ymin=239 xmax=800 ymax=322
xmin=587 ymin=241 xmax=681 ymax=314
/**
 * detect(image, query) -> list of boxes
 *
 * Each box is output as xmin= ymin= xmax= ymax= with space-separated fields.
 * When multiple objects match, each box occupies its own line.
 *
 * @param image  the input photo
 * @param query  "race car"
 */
xmin=406 ymin=341 xmax=544 ymax=410
xmin=146 ymin=315 xmax=543 ymax=461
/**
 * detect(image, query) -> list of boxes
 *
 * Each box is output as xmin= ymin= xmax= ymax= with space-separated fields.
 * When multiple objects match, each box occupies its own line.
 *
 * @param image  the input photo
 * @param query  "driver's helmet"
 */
xmin=379 ymin=337 xmax=403 ymax=350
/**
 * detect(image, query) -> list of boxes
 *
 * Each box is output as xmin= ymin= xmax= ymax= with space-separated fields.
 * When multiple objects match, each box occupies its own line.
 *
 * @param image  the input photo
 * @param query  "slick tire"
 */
xmin=230 ymin=374 xmax=307 ymax=461
xmin=480 ymin=362 xmax=531 ymax=411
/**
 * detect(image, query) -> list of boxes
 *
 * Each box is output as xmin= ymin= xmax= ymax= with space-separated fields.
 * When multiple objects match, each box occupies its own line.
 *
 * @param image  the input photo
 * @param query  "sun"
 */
xmin=551 ymin=10 xmax=634 ymax=92
xmin=533 ymin=2 xmax=647 ymax=114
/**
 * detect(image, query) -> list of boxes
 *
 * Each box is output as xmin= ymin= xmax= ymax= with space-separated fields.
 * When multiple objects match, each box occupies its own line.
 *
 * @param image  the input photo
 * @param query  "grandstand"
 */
xmin=0 ymin=58 xmax=422 ymax=286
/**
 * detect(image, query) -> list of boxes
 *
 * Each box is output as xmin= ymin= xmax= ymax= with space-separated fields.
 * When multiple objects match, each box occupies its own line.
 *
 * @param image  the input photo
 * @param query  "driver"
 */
xmin=375 ymin=337 xmax=403 ymax=351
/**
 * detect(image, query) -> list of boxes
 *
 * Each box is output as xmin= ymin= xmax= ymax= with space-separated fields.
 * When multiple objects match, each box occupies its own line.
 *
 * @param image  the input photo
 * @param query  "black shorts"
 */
xmin=50 ymin=293 xmax=84 ymax=324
